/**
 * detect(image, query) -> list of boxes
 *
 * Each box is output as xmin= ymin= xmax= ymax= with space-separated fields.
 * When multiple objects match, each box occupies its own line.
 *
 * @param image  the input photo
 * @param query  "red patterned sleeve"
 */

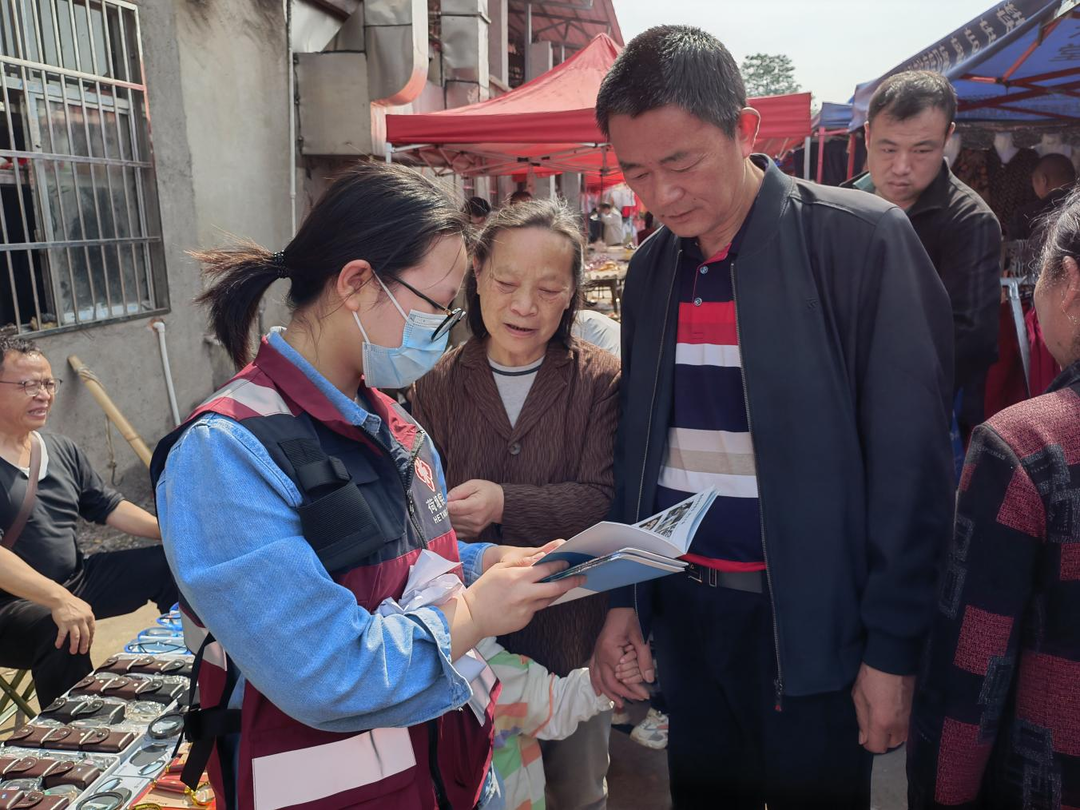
xmin=907 ymin=424 xmax=1045 ymax=809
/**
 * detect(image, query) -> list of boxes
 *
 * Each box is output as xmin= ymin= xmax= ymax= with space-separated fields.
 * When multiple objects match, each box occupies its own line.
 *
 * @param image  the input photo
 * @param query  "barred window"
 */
xmin=0 ymin=0 xmax=165 ymax=336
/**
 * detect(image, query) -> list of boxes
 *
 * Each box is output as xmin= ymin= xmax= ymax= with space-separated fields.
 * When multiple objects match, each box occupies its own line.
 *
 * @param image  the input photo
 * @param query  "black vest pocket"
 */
xmin=297 ymin=484 xmax=387 ymax=574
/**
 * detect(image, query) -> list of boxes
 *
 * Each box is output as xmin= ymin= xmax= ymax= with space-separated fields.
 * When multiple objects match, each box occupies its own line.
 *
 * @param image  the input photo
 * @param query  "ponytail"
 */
xmin=193 ymin=161 xmax=470 ymax=371
xmin=192 ymin=240 xmax=289 ymax=368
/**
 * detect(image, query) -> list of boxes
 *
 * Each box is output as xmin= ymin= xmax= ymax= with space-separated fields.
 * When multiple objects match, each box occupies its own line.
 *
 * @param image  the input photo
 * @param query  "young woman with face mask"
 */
xmin=150 ymin=162 xmax=582 ymax=810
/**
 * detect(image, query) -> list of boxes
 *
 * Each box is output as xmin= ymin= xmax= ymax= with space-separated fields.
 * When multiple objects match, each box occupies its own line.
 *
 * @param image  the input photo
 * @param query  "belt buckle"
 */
xmin=687 ymin=565 xmax=704 ymax=584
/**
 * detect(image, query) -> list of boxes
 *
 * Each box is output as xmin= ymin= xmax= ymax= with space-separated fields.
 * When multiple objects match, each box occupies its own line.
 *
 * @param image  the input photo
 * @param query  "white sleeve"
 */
xmin=525 ymin=665 xmax=613 ymax=742
xmin=480 ymin=638 xmax=612 ymax=741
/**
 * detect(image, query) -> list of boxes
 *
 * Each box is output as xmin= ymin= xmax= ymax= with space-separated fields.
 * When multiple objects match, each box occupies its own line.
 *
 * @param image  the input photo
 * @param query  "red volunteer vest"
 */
xmin=152 ymin=339 xmax=497 ymax=810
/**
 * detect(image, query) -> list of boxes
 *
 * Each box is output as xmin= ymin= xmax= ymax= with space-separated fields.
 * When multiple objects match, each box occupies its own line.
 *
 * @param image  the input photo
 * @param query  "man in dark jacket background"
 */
xmin=588 ymin=26 xmax=956 ymax=808
xmin=846 ymin=71 xmax=1002 ymax=440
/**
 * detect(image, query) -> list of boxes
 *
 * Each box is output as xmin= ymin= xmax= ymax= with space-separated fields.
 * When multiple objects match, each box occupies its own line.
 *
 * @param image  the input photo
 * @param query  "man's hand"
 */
xmin=589 ymin=607 xmax=653 ymax=709
xmin=447 ymin=480 xmax=505 ymax=539
xmin=48 ymin=590 xmax=96 ymax=655
xmin=851 ymin=662 xmax=915 ymax=753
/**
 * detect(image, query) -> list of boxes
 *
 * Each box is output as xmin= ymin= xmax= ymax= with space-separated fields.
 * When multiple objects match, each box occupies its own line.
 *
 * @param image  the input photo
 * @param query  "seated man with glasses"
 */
xmin=0 ymin=336 xmax=176 ymax=707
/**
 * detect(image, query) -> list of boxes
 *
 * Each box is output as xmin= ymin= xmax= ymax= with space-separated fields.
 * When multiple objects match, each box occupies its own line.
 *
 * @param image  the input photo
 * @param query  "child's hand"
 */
xmin=615 ymin=643 xmax=645 ymax=685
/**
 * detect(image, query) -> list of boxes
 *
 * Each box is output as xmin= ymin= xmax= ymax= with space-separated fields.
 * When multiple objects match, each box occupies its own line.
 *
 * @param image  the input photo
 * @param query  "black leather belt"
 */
xmin=686 ymin=563 xmax=764 ymax=593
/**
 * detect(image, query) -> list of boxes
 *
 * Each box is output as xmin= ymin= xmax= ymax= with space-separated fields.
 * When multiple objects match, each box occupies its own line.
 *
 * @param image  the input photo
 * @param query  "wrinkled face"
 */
xmin=608 ymin=105 xmax=757 ymax=242
xmin=865 ymin=107 xmax=953 ymax=209
xmin=1034 ymin=255 xmax=1080 ymax=369
xmin=0 ymin=351 xmax=54 ymax=435
xmin=477 ymin=226 xmax=576 ymax=359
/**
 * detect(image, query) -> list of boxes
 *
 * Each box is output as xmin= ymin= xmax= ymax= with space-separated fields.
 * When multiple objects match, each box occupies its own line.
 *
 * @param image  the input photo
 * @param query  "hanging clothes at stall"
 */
xmin=952 ymin=148 xmax=993 ymax=206
xmin=1026 ymin=307 xmax=1061 ymax=395
xmin=987 ymin=147 xmax=1039 ymax=230
xmin=951 ymin=146 xmax=1040 ymax=228
xmin=984 ymin=301 xmax=1029 ymax=418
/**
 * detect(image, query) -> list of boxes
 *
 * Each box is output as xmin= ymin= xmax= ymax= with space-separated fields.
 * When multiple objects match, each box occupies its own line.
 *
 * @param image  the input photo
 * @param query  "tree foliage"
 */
xmin=741 ymin=53 xmax=801 ymax=97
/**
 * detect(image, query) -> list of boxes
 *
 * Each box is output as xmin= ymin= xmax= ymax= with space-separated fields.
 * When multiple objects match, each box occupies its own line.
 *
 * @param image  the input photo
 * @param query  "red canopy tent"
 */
xmin=385 ymin=34 xmax=812 ymax=184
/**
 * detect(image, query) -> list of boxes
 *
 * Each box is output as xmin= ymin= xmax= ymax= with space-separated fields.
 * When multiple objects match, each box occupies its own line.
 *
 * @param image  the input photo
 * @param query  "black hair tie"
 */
xmin=270 ymin=251 xmax=290 ymax=279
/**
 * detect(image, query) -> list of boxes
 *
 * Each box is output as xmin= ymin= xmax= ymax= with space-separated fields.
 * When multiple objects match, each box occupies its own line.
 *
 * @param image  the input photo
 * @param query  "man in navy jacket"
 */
xmin=588 ymin=26 xmax=955 ymax=809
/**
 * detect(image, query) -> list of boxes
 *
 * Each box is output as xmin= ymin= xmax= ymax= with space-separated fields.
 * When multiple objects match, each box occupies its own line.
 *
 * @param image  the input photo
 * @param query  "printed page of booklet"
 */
xmin=537 ymin=488 xmax=718 ymax=605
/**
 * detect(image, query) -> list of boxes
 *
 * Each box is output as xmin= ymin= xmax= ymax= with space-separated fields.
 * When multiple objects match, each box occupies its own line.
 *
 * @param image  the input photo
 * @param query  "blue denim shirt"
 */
xmin=156 ymin=331 xmax=493 ymax=733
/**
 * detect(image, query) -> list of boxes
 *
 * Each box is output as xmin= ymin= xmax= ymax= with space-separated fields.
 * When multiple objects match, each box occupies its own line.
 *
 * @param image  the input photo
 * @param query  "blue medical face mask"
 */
xmin=353 ymin=275 xmax=449 ymax=389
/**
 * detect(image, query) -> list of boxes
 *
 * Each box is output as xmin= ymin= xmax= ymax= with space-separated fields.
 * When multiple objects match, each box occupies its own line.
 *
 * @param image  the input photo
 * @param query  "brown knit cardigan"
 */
xmin=412 ymin=336 xmax=621 ymax=675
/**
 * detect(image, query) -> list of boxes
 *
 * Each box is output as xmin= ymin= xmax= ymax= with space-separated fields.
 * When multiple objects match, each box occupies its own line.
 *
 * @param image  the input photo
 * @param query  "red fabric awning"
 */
xmin=752 ymin=94 xmax=813 ymax=142
xmin=387 ymin=34 xmax=622 ymax=145
xmin=386 ymin=35 xmax=812 ymax=174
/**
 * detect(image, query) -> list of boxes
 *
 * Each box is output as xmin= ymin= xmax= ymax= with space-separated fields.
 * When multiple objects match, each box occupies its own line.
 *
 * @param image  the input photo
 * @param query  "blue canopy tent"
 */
xmin=850 ymin=0 xmax=1078 ymax=130
xmin=803 ymin=102 xmax=855 ymax=183
xmin=811 ymin=102 xmax=853 ymax=131
xmin=847 ymin=0 xmax=1080 ymax=396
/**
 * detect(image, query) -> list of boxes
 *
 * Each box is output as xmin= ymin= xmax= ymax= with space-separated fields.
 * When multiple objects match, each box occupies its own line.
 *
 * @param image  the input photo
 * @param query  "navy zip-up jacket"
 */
xmin=610 ymin=157 xmax=956 ymax=698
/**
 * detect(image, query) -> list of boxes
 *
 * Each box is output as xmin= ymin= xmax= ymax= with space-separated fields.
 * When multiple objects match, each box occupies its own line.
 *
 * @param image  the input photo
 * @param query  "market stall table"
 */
xmin=584 ymin=248 xmax=631 ymax=315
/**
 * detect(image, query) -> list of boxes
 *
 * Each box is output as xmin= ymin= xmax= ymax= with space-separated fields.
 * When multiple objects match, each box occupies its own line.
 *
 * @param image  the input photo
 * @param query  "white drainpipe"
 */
xmin=152 ymin=320 xmax=181 ymax=427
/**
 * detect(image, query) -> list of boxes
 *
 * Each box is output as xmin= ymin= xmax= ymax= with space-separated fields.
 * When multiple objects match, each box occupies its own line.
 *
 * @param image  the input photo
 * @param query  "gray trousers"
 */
xmin=540 ymin=709 xmax=612 ymax=810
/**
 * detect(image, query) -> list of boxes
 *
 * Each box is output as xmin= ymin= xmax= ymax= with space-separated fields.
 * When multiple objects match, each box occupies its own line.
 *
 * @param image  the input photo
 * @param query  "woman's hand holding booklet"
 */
xmin=533 ymin=489 xmax=718 ymax=605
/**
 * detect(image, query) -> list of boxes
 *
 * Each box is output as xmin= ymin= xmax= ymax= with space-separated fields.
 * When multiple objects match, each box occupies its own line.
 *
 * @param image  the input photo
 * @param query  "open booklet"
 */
xmin=535 ymin=488 xmax=718 ymax=606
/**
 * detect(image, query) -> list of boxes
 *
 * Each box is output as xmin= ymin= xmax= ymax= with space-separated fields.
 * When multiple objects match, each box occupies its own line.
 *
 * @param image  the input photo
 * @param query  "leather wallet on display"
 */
xmin=69 ymin=676 xmax=127 ymax=698
xmin=3 ymin=727 xmax=53 ymax=749
xmin=37 ymin=697 xmax=125 ymax=725
xmin=98 ymin=656 xmax=192 ymax=679
xmin=71 ymin=674 xmax=186 ymax=706
xmin=6 ymin=725 xmax=136 ymax=755
xmin=41 ymin=761 xmax=101 ymax=791
xmin=32 ymin=729 xmax=80 ymax=753
xmin=126 ymin=679 xmax=186 ymax=706
xmin=67 ymin=728 xmax=137 ymax=754
xmin=0 ymin=758 xmax=102 ymax=791
xmin=0 ymin=789 xmax=69 ymax=810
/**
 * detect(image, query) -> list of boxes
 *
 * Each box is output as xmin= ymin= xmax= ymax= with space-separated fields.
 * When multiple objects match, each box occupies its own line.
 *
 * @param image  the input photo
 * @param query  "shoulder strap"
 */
xmin=2 ymin=434 xmax=41 ymax=550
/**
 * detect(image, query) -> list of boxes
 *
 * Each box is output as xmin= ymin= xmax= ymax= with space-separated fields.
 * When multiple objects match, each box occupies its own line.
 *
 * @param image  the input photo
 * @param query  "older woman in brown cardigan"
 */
xmin=413 ymin=199 xmax=620 ymax=810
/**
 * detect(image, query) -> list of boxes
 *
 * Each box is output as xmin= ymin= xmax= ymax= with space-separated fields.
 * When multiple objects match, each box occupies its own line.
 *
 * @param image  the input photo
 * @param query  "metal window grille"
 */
xmin=0 ymin=0 xmax=166 ymax=336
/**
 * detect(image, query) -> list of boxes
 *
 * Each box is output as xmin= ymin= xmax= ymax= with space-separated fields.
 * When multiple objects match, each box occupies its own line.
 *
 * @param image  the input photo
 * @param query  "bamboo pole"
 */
xmin=67 ymin=355 xmax=153 ymax=468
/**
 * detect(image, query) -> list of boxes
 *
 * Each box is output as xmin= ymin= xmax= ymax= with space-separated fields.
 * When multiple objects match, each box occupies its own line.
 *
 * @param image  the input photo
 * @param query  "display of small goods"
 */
xmin=585 ymin=250 xmax=630 ymax=278
xmin=0 ymin=607 xmax=213 ymax=809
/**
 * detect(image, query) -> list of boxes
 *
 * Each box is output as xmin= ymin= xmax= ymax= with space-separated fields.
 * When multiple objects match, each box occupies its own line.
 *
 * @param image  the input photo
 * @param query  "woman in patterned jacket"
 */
xmin=907 ymin=187 xmax=1080 ymax=809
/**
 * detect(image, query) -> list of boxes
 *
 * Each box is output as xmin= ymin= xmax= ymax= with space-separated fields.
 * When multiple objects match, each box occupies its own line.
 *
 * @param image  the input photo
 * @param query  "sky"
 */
xmin=614 ymin=0 xmax=998 ymax=104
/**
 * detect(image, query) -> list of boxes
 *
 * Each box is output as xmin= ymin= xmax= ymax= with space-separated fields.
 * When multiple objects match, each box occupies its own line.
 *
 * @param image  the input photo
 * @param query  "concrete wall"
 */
xmin=32 ymin=0 xmax=294 ymax=498
xmin=173 ymin=0 xmax=294 ymax=337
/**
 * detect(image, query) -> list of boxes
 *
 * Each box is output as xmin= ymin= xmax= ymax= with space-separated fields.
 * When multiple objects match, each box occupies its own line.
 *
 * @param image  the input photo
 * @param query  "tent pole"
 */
xmin=816 ymin=126 xmax=825 ymax=183
xmin=803 ymin=136 xmax=811 ymax=179
xmin=600 ymin=144 xmax=608 ymax=202
xmin=816 ymin=127 xmax=826 ymax=184
xmin=525 ymin=3 xmax=532 ymax=80
xmin=846 ymin=133 xmax=857 ymax=180
xmin=385 ymin=143 xmax=393 ymax=164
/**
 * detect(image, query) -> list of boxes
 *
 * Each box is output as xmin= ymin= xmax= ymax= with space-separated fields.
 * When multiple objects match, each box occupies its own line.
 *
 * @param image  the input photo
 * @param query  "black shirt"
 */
xmin=1008 ymin=185 xmax=1071 ymax=241
xmin=0 ymin=433 xmax=123 ymax=602
xmin=845 ymin=162 xmax=1003 ymax=392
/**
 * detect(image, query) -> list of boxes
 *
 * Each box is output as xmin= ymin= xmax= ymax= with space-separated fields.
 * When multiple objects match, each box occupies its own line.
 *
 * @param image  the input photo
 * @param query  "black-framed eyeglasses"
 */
xmin=0 ymin=378 xmax=61 ymax=396
xmin=386 ymin=275 xmax=465 ymax=342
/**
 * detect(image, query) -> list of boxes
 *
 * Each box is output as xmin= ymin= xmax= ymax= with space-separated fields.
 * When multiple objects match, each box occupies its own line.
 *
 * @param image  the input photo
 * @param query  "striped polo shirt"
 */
xmin=654 ymin=227 xmax=764 ymax=572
